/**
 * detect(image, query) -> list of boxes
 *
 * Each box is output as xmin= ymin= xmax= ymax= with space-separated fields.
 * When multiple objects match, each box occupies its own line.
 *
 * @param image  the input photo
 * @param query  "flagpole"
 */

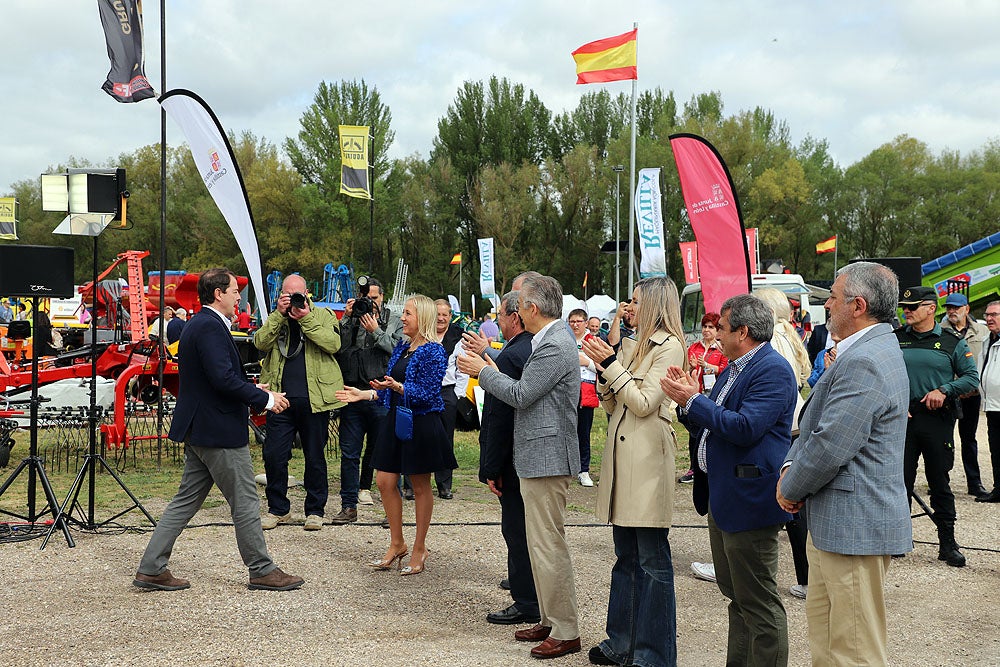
xmin=459 ymin=259 xmax=463 ymax=312
xmin=833 ymin=235 xmax=838 ymax=280
xmin=627 ymin=21 xmax=638 ymax=290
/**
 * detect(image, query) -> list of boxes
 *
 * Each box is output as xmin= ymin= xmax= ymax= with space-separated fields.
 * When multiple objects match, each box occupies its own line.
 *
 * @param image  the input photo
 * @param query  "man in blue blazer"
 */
xmin=133 ymin=268 xmax=303 ymax=592
xmin=662 ymin=293 xmax=796 ymax=667
xmin=778 ymin=262 xmax=911 ymax=664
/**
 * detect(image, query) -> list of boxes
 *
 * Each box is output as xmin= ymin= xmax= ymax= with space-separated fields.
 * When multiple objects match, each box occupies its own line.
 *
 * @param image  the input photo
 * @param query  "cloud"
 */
xmin=3 ymin=0 xmax=1000 ymax=194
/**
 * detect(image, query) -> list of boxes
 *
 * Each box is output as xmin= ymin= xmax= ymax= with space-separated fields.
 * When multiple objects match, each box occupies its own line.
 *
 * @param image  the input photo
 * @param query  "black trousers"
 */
xmin=904 ymin=410 xmax=957 ymax=525
xmin=984 ymin=412 xmax=1000 ymax=492
xmin=784 ymin=516 xmax=809 ymax=586
xmin=497 ymin=461 xmax=539 ymax=615
xmin=957 ymin=394 xmax=983 ymax=490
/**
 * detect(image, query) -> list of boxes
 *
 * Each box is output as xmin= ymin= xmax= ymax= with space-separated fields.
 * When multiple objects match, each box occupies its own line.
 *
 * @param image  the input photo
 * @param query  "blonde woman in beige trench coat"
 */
xmin=580 ymin=276 xmax=686 ymax=667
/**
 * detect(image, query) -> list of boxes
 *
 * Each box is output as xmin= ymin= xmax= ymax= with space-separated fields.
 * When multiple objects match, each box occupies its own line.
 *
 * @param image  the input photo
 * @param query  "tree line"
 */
xmin=5 ymin=79 xmax=1000 ymax=311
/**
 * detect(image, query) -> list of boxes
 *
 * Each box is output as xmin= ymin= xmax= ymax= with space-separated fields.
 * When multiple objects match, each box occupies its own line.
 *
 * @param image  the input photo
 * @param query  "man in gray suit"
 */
xmin=458 ymin=274 xmax=582 ymax=660
xmin=777 ymin=262 xmax=911 ymax=665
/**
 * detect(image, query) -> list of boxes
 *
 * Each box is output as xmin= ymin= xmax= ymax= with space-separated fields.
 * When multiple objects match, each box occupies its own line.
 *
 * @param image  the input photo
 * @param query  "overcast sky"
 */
xmin=3 ymin=0 xmax=999 ymax=195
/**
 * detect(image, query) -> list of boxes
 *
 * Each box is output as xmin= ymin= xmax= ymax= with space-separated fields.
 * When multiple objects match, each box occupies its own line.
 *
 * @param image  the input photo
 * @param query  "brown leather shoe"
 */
xmin=248 ymin=567 xmax=304 ymax=591
xmin=133 ymin=569 xmax=190 ymax=591
xmin=530 ymin=637 xmax=581 ymax=659
xmin=330 ymin=507 xmax=357 ymax=525
xmin=515 ymin=624 xmax=552 ymax=642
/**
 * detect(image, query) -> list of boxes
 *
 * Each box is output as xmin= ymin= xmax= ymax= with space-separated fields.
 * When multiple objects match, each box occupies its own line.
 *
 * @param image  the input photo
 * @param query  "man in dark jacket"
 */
xmin=465 ymin=291 xmax=538 ymax=626
xmin=133 ymin=268 xmax=303 ymax=592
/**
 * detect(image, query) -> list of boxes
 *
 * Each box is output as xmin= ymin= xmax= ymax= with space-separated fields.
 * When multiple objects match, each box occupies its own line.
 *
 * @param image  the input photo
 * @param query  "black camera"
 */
xmin=289 ymin=292 xmax=307 ymax=310
xmin=353 ymin=275 xmax=374 ymax=317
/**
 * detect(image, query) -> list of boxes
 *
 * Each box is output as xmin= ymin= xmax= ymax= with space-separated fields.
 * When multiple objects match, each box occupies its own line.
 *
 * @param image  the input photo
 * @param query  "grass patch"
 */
xmin=0 ymin=411 xmax=695 ymax=518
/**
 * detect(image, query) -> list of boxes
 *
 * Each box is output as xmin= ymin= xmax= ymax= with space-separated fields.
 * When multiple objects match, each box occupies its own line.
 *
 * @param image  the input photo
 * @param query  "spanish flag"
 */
xmin=450 ymin=252 xmax=462 ymax=265
xmin=572 ymin=29 xmax=638 ymax=84
xmin=816 ymin=235 xmax=837 ymax=254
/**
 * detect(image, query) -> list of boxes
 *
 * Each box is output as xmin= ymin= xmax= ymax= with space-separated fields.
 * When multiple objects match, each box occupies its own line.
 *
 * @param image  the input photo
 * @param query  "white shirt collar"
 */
xmin=835 ymin=322 xmax=879 ymax=357
xmin=531 ymin=319 xmax=559 ymax=352
xmin=206 ymin=305 xmax=233 ymax=329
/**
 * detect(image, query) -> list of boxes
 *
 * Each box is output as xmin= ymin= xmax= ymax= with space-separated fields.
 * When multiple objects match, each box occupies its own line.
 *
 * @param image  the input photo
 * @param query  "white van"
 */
xmin=679 ymin=274 xmax=828 ymax=344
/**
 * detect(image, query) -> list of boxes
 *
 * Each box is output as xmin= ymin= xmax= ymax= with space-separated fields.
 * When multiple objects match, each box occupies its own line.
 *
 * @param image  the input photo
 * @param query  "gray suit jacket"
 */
xmin=478 ymin=321 xmax=581 ymax=479
xmin=781 ymin=323 xmax=913 ymax=556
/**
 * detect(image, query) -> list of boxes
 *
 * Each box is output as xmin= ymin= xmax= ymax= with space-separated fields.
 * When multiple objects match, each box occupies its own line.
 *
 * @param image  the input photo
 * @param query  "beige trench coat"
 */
xmin=595 ymin=330 xmax=684 ymax=528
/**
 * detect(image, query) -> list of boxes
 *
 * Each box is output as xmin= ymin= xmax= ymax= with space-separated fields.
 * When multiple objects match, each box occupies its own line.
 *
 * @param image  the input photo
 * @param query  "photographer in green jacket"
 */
xmin=254 ymin=274 xmax=345 ymax=532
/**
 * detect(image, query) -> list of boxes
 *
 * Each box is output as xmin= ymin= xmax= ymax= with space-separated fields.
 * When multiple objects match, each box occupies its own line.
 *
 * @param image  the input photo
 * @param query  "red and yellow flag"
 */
xmin=582 ymin=271 xmax=588 ymax=288
xmin=449 ymin=252 xmax=462 ymax=265
xmin=572 ymin=29 xmax=638 ymax=84
xmin=815 ymin=235 xmax=837 ymax=254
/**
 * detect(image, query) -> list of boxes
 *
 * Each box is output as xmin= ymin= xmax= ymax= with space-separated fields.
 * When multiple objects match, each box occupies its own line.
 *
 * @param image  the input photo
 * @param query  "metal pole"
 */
xmin=369 ymin=132 xmax=374 ymax=273
xmin=156 ymin=0 xmax=167 ymax=466
xmin=613 ymin=165 xmax=624 ymax=305
xmin=627 ymin=22 xmax=639 ymax=290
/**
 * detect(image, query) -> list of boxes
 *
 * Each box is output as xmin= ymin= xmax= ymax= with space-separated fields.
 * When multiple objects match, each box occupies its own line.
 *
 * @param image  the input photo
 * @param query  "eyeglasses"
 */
xmin=985 ymin=312 xmax=1000 ymax=318
xmin=568 ymin=319 xmax=586 ymax=325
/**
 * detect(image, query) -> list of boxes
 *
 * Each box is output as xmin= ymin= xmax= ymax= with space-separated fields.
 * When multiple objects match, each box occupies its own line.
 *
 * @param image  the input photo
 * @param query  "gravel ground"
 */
xmin=2 ymin=436 xmax=999 ymax=666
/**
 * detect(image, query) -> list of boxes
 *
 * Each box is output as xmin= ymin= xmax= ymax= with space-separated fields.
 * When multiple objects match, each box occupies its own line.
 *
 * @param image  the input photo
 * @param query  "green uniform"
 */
xmin=895 ymin=323 xmax=979 ymax=403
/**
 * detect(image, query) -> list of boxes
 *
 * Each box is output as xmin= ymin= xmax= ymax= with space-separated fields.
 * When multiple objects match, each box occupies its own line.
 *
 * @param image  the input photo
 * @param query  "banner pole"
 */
xmin=627 ymin=21 xmax=638 ymax=290
xmin=156 ymin=0 xmax=167 ymax=465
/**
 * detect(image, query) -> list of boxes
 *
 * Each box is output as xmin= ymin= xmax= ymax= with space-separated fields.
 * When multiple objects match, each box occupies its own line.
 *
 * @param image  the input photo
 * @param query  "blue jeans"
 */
xmin=338 ymin=400 xmax=387 ymax=509
xmin=601 ymin=525 xmax=677 ymax=667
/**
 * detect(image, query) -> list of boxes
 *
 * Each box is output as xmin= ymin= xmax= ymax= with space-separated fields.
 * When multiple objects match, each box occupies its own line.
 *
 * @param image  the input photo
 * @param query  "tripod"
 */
xmin=0 ymin=297 xmax=75 ymax=547
xmin=43 ymin=236 xmax=156 ymax=548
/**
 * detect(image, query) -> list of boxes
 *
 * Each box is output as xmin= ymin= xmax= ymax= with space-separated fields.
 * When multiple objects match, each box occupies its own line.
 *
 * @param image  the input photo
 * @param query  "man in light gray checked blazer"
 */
xmin=778 ymin=261 xmax=911 ymax=665
xmin=458 ymin=274 xmax=583 ymax=660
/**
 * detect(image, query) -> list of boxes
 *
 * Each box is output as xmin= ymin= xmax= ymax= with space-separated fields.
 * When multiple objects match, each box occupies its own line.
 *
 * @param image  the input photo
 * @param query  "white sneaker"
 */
xmin=260 ymin=512 xmax=292 ymax=530
xmin=691 ymin=562 xmax=717 ymax=582
xmin=789 ymin=584 xmax=808 ymax=599
xmin=358 ymin=489 xmax=375 ymax=505
xmin=578 ymin=472 xmax=594 ymax=487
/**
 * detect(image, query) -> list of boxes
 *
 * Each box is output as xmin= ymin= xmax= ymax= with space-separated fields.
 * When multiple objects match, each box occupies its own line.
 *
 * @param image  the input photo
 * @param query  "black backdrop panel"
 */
xmin=851 ymin=257 xmax=922 ymax=294
xmin=0 ymin=244 xmax=75 ymax=298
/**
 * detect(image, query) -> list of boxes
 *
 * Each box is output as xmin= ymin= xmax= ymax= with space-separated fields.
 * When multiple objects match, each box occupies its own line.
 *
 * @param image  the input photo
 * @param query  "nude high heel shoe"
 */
xmin=401 ymin=550 xmax=430 ymax=576
xmin=369 ymin=546 xmax=408 ymax=571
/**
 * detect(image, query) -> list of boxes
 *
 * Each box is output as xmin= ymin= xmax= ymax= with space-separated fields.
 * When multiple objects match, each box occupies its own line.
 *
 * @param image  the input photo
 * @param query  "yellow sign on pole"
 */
xmin=0 ymin=197 xmax=17 ymax=239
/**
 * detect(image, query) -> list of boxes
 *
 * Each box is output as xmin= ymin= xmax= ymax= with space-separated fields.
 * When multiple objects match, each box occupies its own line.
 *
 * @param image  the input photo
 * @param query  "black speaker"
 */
xmin=851 ymin=257 xmax=923 ymax=294
xmin=0 ymin=244 xmax=75 ymax=298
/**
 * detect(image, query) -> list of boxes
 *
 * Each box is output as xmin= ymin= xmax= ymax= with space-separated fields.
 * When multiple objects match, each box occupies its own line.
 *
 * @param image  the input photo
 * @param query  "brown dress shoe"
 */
xmin=530 ymin=636 xmax=581 ymax=659
xmin=330 ymin=507 xmax=358 ymax=525
xmin=133 ymin=569 xmax=190 ymax=591
xmin=515 ymin=624 xmax=552 ymax=642
xmin=248 ymin=567 xmax=305 ymax=591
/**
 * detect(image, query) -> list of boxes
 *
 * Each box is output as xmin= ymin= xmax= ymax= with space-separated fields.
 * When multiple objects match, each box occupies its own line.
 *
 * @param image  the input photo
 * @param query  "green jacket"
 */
xmin=254 ymin=302 xmax=345 ymax=413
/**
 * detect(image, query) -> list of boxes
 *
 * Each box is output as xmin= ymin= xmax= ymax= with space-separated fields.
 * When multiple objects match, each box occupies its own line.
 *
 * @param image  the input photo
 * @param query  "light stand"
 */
xmin=0 ymin=297 xmax=75 ymax=547
xmin=39 ymin=171 xmax=155 ymax=547
xmin=44 ymin=235 xmax=156 ymax=546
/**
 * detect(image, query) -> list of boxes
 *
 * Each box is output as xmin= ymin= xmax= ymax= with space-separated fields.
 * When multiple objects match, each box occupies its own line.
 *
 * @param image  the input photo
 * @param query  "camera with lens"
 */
xmin=289 ymin=292 xmax=307 ymax=310
xmin=352 ymin=275 xmax=375 ymax=317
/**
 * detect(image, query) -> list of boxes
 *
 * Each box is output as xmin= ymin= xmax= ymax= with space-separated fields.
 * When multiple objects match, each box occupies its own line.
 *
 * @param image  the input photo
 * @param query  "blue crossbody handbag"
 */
xmin=394 ymin=391 xmax=414 ymax=440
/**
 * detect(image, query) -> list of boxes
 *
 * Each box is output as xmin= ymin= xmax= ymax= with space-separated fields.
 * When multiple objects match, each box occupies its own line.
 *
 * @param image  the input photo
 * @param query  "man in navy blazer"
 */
xmin=778 ymin=262 xmax=911 ymax=664
xmin=133 ymin=268 xmax=303 ymax=592
xmin=662 ymin=293 xmax=796 ymax=667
